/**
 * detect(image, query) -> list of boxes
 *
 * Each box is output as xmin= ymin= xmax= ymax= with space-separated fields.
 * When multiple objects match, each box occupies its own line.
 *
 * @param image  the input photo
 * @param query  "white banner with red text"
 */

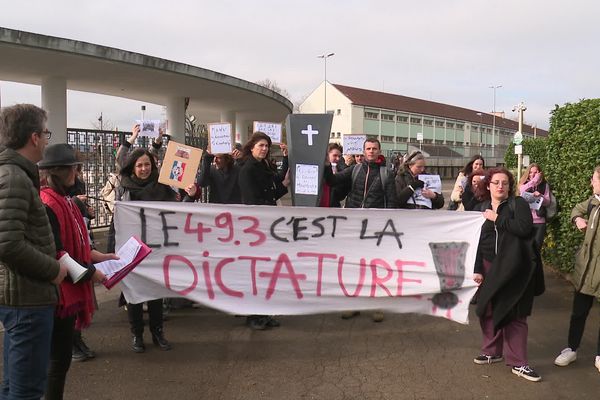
xmin=115 ymin=201 xmax=483 ymax=324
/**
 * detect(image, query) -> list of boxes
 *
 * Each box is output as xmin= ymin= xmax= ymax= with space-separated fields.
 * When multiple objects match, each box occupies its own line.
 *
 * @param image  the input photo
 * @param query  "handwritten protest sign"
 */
xmin=208 ymin=123 xmax=233 ymax=154
xmin=294 ymin=164 xmax=319 ymax=195
xmin=136 ymin=120 xmax=161 ymax=138
xmin=343 ymin=134 xmax=367 ymax=155
xmin=253 ymin=121 xmax=282 ymax=144
xmin=411 ymin=175 xmax=442 ymax=209
xmin=158 ymin=140 xmax=203 ymax=189
xmin=115 ymin=202 xmax=482 ymax=323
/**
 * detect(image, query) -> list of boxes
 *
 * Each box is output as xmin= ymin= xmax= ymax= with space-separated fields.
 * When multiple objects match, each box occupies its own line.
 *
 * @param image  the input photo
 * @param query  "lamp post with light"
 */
xmin=489 ymin=84 xmax=502 ymax=156
xmin=317 ymin=53 xmax=335 ymax=113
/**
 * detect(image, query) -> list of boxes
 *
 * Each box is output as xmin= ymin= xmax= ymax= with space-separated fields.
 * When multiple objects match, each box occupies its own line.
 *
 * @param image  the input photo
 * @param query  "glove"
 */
xmin=411 ymin=179 xmax=425 ymax=190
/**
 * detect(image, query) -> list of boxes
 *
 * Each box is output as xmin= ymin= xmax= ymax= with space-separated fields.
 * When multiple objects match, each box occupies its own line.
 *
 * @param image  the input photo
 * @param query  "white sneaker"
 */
xmin=554 ymin=347 xmax=577 ymax=366
xmin=595 ymin=356 xmax=600 ymax=373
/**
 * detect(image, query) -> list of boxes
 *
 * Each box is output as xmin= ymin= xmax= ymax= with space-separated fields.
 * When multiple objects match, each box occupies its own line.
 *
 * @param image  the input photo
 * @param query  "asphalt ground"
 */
xmin=58 ymin=266 xmax=600 ymax=400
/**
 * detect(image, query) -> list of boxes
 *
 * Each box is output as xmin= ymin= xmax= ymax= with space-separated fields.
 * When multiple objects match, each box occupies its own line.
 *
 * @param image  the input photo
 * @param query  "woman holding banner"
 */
xmin=38 ymin=144 xmax=115 ymax=399
xmin=472 ymin=167 xmax=543 ymax=382
xmin=117 ymin=147 xmax=177 ymax=352
xmin=238 ymin=132 xmax=288 ymax=329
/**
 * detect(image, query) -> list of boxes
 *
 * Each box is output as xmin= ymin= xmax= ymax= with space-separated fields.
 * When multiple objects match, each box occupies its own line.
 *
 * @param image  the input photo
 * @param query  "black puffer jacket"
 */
xmin=325 ymin=157 xmax=397 ymax=208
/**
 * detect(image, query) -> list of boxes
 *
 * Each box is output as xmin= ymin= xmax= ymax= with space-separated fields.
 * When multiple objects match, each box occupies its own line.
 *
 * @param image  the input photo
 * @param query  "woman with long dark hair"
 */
xmin=450 ymin=155 xmax=485 ymax=211
xmin=39 ymin=144 xmax=115 ymax=399
xmin=238 ymin=132 xmax=288 ymax=329
xmin=117 ymin=148 xmax=177 ymax=352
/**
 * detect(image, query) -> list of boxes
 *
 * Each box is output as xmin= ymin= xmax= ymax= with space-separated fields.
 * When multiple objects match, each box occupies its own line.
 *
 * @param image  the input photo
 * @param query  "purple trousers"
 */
xmin=479 ymin=259 xmax=529 ymax=366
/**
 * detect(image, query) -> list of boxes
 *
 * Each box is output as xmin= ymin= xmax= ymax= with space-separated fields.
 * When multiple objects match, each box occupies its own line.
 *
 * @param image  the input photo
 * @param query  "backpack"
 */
xmin=99 ymin=173 xmax=120 ymax=214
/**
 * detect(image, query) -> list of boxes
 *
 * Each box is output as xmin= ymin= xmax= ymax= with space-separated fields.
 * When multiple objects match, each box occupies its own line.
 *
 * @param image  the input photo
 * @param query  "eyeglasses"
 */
xmin=37 ymin=130 xmax=52 ymax=140
xmin=489 ymin=180 xmax=509 ymax=187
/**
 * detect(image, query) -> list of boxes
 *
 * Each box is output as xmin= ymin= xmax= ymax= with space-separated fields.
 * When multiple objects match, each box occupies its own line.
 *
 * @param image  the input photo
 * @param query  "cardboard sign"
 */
xmin=158 ymin=140 xmax=202 ymax=189
xmin=343 ymin=134 xmax=367 ymax=155
xmin=208 ymin=123 xmax=233 ymax=154
xmin=253 ymin=121 xmax=282 ymax=144
xmin=136 ymin=120 xmax=161 ymax=138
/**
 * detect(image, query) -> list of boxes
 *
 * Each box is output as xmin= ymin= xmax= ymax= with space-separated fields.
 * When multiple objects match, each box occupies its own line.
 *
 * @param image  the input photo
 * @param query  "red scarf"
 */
xmin=40 ymin=187 xmax=95 ymax=329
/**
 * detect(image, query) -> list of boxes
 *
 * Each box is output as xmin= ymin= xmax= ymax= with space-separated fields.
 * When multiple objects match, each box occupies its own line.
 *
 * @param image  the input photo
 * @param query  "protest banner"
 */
xmin=343 ymin=134 xmax=367 ymax=155
xmin=208 ymin=122 xmax=233 ymax=154
xmin=253 ymin=121 xmax=282 ymax=144
xmin=115 ymin=202 xmax=482 ymax=323
xmin=158 ymin=140 xmax=202 ymax=189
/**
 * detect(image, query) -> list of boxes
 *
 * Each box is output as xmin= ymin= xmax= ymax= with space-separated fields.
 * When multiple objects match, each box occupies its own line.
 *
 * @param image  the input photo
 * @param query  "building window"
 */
xmin=397 ymin=115 xmax=408 ymax=123
xmin=381 ymin=114 xmax=394 ymax=121
xmin=410 ymin=117 xmax=422 ymax=124
xmin=435 ymin=121 xmax=445 ymax=127
xmin=447 ymin=122 xmax=455 ymax=129
xmin=456 ymin=123 xmax=464 ymax=129
xmin=365 ymin=111 xmax=379 ymax=119
xmin=423 ymin=119 xmax=433 ymax=126
xmin=381 ymin=135 xmax=394 ymax=142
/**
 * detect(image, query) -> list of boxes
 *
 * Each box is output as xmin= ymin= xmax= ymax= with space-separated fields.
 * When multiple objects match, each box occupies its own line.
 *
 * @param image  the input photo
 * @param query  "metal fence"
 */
xmin=67 ymin=128 xmax=207 ymax=228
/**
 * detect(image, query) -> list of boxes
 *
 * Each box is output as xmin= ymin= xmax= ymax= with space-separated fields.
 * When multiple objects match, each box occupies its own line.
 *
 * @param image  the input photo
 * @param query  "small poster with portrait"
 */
xmin=158 ymin=140 xmax=203 ymax=190
xmin=208 ymin=122 xmax=233 ymax=154
xmin=136 ymin=120 xmax=162 ymax=138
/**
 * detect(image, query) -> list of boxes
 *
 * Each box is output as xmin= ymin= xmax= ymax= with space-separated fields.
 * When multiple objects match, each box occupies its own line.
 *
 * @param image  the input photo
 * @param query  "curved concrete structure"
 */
xmin=0 ymin=27 xmax=292 ymax=143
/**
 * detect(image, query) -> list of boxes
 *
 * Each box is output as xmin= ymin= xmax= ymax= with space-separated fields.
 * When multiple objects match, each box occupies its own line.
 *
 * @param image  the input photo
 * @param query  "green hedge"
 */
xmin=505 ymin=99 xmax=600 ymax=272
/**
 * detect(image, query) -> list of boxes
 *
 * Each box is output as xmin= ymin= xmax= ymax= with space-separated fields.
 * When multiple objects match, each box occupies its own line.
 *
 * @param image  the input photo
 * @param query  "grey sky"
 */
xmin=1 ymin=0 xmax=599 ymax=130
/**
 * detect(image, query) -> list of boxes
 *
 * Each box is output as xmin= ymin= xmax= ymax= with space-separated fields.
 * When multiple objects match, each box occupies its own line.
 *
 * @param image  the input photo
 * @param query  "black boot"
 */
xmin=132 ymin=335 xmax=145 ymax=353
xmin=151 ymin=328 xmax=172 ymax=351
xmin=73 ymin=330 xmax=95 ymax=360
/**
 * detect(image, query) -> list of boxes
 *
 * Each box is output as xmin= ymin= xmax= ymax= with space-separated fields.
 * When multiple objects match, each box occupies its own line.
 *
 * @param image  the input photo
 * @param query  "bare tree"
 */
xmin=255 ymin=79 xmax=291 ymax=100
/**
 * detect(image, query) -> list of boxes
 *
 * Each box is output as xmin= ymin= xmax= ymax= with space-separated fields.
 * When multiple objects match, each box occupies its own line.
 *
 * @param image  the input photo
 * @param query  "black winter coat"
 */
xmin=238 ymin=157 xmax=288 ymax=206
xmin=395 ymin=170 xmax=444 ymax=209
xmin=324 ymin=159 xmax=397 ymax=208
xmin=475 ymin=196 xmax=543 ymax=329
xmin=195 ymin=153 xmax=242 ymax=204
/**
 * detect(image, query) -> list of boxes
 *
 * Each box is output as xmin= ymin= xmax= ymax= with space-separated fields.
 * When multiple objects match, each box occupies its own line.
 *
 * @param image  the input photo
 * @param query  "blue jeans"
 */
xmin=0 ymin=305 xmax=54 ymax=400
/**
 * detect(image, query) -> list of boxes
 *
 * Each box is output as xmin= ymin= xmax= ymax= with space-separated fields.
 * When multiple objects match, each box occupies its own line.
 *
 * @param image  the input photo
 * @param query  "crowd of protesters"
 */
xmin=2 ymin=103 xmax=600 ymax=399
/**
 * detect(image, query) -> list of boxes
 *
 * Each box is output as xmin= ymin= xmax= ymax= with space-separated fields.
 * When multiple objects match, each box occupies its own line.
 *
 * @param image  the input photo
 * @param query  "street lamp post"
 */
xmin=317 ymin=53 xmax=335 ymax=113
xmin=476 ymin=112 xmax=483 ymax=155
xmin=489 ymin=84 xmax=502 ymax=157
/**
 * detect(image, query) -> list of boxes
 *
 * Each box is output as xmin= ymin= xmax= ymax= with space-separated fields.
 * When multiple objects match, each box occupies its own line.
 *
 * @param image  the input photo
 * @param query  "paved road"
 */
xmin=52 ymin=266 xmax=600 ymax=400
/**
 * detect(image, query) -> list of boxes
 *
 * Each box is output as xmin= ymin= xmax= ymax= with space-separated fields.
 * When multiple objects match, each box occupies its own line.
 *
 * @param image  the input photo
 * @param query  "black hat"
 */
xmin=38 ymin=144 xmax=82 ymax=169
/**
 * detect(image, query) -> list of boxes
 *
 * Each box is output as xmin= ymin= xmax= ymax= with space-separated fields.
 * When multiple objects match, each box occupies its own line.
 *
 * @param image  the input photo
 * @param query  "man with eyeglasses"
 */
xmin=0 ymin=104 xmax=67 ymax=399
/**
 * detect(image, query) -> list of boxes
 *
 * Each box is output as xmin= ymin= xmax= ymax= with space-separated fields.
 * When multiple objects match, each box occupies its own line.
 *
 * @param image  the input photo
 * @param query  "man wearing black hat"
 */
xmin=0 ymin=104 xmax=68 ymax=399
